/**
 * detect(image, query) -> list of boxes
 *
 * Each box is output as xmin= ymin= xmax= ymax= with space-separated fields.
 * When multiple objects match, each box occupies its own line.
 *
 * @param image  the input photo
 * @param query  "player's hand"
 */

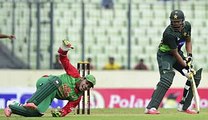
xmin=9 ymin=35 xmax=16 ymax=39
xmin=184 ymin=58 xmax=193 ymax=71
xmin=51 ymin=108 xmax=62 ymax=117
xmin=182 ymin=68 xmax=196 ymax=79
xmin=60 ymin=39 xmax=74 ymax=51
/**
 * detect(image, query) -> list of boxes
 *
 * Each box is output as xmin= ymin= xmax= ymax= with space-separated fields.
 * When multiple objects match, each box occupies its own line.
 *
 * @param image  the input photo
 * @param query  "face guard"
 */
xmin=169 ymin=10 xmax=185 ymax=32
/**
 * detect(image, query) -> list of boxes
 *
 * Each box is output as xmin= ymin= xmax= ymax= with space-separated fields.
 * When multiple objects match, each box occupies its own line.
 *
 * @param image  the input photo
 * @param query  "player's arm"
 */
xmin=58 ymin=40 xmax=80 ymax=78
xmin=58 ymin=48 xmax=80 ymax=78
xmin=171 ymin=49 xmax=186 ymax=67
xmin=164 ymin=34 xmax=187 ymax=68
xmin=0 ymin=33 xmax=15 ymax=39
xmin=185 ymin=36 xmax=193 ymax=63
xmin=54 ymin=96 xmax=81 ymax=117
xmin=51 ymin=97 xmax=81 ymax=117
xmin=185 ymin=21 xmax=193 ymax=62
xmin=185 ymin=21 xmax=192 ymax=55
xmin=185 ymin=36 xmax=192 ymax=54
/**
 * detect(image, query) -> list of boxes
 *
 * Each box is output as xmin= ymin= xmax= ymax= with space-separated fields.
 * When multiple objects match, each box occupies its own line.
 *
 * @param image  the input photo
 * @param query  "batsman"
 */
xmin=4 ymin=39 xmax=96 ymax=117
xmin=145 ymin=10 xmax=202 ymax=114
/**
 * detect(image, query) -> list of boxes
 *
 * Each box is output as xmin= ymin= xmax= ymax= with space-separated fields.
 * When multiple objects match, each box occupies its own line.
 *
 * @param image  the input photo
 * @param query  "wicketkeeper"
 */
xmin=145 ymin=10 xmax=202 ymax=114
xmin=4 ymin=39 xmax=96 ymax=117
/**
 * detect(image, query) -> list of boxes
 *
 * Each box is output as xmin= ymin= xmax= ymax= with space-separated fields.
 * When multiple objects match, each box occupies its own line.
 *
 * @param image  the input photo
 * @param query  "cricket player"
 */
xmin=4 ymin=40 xmax=96 ymax=117
xmin=145 ymin=10 xmax=202 ymax=114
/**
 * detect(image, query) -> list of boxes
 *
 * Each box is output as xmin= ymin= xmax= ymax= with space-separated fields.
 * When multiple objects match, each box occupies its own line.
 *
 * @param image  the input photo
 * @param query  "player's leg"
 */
xmin=173 ymin=61 xmax=190 ymax=107
xmin=25 ymin=76 xmax=62 ymax=107
xmin=4 ymin=102 xmax=43 ymax=117
xmin=145 ymin=70 xmax=175 ymax=110
xmin=173 ymin=58 xmax=202 ymax=114
xmin=23 ymin=76 xmax=50 ymax=110
xmin=145 ymin=53 xmax=175 ymax=114
xmin=37 ymin=90 xmax=57 ymax=113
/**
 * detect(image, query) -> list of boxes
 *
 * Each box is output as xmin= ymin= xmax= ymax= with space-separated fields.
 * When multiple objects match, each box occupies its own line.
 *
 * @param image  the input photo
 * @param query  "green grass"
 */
xmin=0 ymin=108 xmax=208 ymax=120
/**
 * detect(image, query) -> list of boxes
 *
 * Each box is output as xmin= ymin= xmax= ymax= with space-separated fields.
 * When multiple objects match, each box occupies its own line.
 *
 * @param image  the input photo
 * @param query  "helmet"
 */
xmin=85 ymin=74 xmax=96 ymax=87
xmin=170 ymin=10 xmax=185 ymax=21
xmin=169 ymin=10 xmax=185 ymax=31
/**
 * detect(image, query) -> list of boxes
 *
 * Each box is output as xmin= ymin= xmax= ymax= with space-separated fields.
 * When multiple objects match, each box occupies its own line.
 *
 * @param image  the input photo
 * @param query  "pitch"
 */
xmin=0 ymin=108 xmax=207 ymax=120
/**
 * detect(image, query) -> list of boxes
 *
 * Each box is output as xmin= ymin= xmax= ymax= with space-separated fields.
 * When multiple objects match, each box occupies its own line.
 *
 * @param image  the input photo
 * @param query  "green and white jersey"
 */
xmin=56 ymin=74 xmax=82 ymax=101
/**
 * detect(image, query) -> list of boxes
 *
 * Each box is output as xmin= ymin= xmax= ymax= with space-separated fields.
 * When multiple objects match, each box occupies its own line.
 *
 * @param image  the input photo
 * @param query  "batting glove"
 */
xmin=182 ymin=68 xmax=196 ymax=79
xmin=186 ymin=53 xmax=193 ymax=64
xmin=60 ymin=39 xmax=74 ymax=51
xmin=184 ymin=57 xmax=193 ymax=70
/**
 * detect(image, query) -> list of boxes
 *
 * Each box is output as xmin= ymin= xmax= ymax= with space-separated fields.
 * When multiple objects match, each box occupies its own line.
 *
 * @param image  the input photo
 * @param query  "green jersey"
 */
xmin=54 ymin=54 xmax=83 ymax=101
xmin=56 ymin=74 xmax=82 ymax=101
xmin=159 ymin=21 xmax=191 ymax=53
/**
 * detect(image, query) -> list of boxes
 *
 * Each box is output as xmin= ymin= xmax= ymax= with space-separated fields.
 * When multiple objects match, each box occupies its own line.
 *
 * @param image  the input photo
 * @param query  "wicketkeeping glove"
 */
xmin=60 ymin=39 xmax=74 ymax=51
xmin=51 ymin=108 xmax=62 ymax=117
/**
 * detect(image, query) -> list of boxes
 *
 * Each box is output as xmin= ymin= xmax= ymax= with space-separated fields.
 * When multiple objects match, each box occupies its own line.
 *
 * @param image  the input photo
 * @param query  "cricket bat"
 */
xmin=190 ymin=74 xmax=200 ymax=113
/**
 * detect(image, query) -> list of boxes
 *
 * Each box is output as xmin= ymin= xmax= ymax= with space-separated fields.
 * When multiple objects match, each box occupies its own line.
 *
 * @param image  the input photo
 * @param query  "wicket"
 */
xmin=77 ymin=62 xmax=91 ymax=115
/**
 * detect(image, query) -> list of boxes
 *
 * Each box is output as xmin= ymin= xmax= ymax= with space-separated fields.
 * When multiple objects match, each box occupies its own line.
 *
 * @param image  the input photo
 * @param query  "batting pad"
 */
xmin=9 ymin=104 xmax=43 ymax=117
xmin=27 ymin=76 xmax=62 ymax=106
xmin=146 ymin=70 xmax=175 ymax=109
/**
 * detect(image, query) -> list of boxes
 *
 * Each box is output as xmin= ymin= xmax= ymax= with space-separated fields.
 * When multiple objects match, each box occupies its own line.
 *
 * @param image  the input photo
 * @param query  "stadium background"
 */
xmin=0 ymin=0 xmax=208 ymax=110
xmin=1 ymin=0 xmax=208 ymax=70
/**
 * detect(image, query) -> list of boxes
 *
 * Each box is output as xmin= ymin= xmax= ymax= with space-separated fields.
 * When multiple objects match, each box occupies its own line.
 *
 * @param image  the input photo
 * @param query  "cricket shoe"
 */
xmin=178 ymin=109 xmax=198 ymax=114
xmin=177 ymin=103 xmax=197 ymax=114
xmin=177 ymin=103 xmax=183 ymax=111
xmin=4 ymin=107 xmax=12 ymax=117
xmin=4 ymin=100 xmax=21 ymax=117
xmin=144 ymin=108 xmax=160 ymax=114
xmin=23 ymin=103 xmax=37 ymax=110
xmin=6 ymin=100 xmax=20 ymax=106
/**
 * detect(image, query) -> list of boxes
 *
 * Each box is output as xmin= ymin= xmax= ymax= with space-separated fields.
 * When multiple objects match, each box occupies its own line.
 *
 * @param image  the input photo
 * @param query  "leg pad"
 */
xmin=27 ymin=76 xmax=62 ymax=105
xmin=9 ymin=104 xmax=43 ymax=117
